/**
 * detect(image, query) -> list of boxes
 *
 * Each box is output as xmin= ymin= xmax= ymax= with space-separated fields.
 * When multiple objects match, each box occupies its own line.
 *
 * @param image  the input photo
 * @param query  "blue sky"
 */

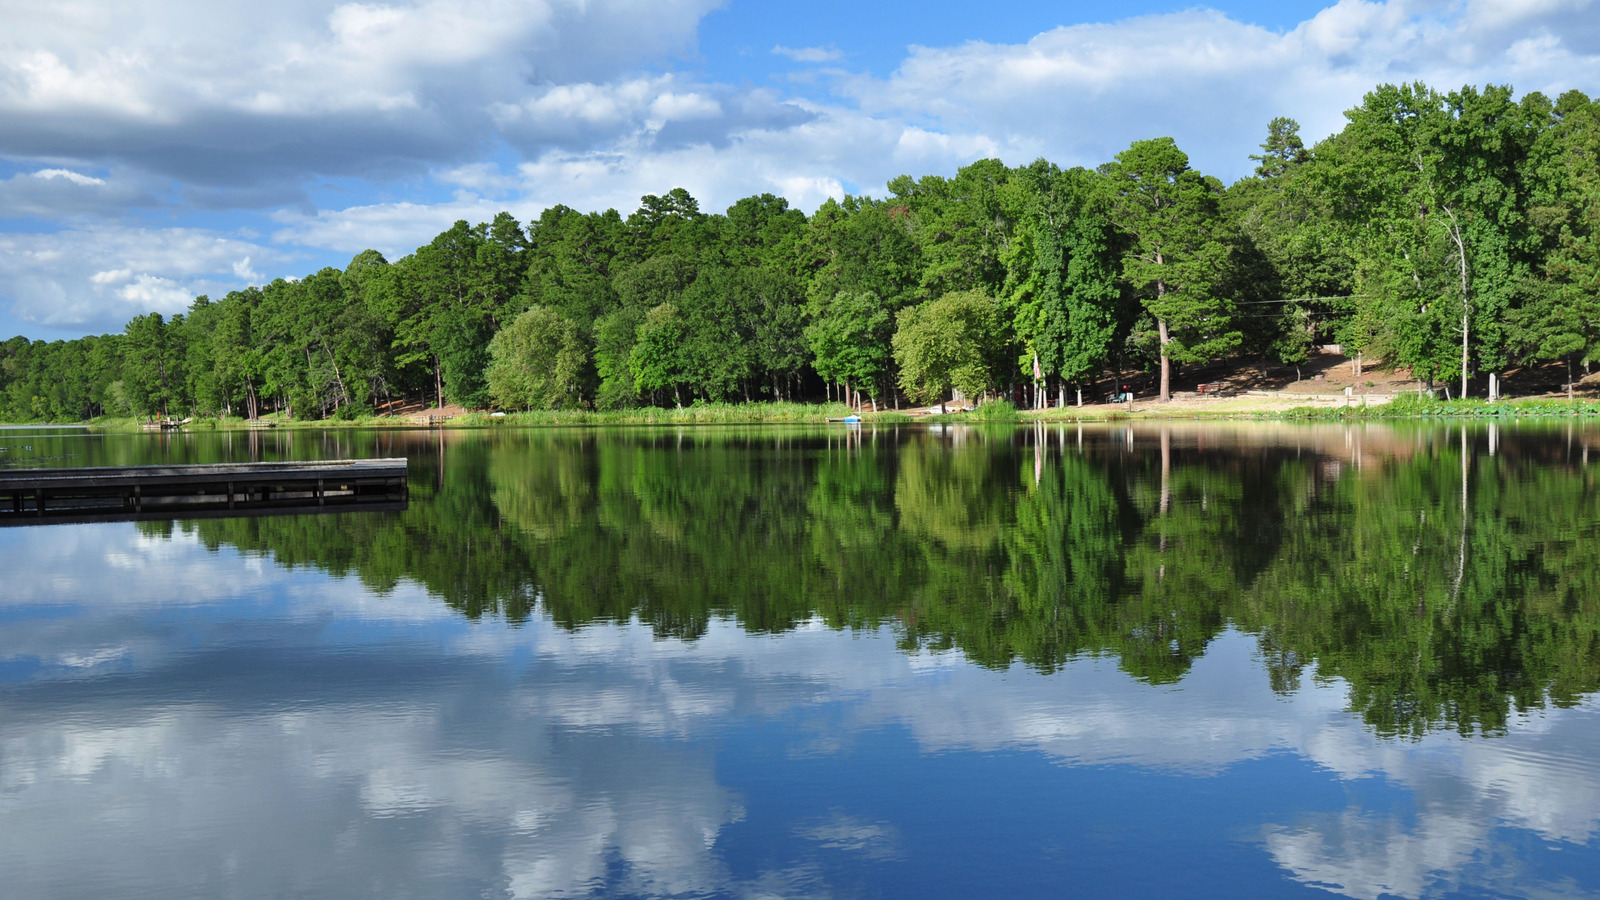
xmin=698 ymin=0 xmax=1340 ymax=80
xmin=0 ymin=0 xmax=1597 ymax=340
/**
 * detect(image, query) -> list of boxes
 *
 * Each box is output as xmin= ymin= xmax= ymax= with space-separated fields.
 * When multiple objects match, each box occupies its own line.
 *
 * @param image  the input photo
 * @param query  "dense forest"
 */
xmin=3 ymin=79 xmax=1599 ymax=421
xmin=104 ymin=422 xmax=1600 ymax=739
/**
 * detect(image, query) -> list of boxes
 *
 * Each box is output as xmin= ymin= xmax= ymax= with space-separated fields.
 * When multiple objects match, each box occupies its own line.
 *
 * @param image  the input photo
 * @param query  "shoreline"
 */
xmin=8 ymin=393 xmax=1600 ymax=432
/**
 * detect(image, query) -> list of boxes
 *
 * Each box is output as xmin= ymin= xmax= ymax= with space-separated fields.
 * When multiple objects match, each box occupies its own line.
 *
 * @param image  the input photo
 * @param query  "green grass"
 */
xmin=85 ymin=416 xmax=232 ymax=432
xmin=1276 ymin=394 xmax=1600 ymax=420
xmin=939 ymin=399 xmax=1021 ymax=423
xmin=460 ymin=401 xmax=854 ymax=427
xmin=77 ymin=402 xmax=858 ymax=431
xmin=862 ymin=410 xmax=914 ymax=424
xmin=53 ymin=393 xmax=1600 ymax=432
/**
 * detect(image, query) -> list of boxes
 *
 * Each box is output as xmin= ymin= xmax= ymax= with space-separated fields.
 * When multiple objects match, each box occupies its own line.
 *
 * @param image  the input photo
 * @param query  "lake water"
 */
xmin=3 ymin=421 xmax=1600 ymax=899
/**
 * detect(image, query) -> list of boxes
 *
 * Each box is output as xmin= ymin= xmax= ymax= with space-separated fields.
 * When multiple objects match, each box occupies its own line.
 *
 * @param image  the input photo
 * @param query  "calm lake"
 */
xmin=3 ymin=421 xmax=1600 ymax=899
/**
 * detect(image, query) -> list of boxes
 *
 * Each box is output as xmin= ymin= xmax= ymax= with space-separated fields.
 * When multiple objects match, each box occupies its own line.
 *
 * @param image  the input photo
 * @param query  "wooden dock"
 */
xmin=0 ymin=458 xmax=408 ymax=526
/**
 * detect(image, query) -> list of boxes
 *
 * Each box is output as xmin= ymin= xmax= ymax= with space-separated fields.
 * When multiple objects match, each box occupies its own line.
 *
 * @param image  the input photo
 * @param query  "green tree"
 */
xmin=1516 ymin=89 xmax=1600 ymax=392
xmin=807 ymin=291 xmax=893 ymax=404
xmin=1226 ymin=118 xmax=1352 ymax=380
xmin=889 ymin=158 xmax=1020 ymax=298
xmin=678 ymin=266 xmax=760 ymax=402
xmin=1249 ymin=116 xmax=1309 ymax=178
xmin=892 ymin=289 xmax=1003 ymax=403
xmin=485 ymin=305 xmax=589 ymax=410
xmin=1313 ymin=83 xmax=1546 ymax=397
xmin=1005 ymin=162 xmax=1123 ymax=403
xmin=122 ymin=312 xmax=186 ymax=416
xmin=1105 ymin=138 xmax=1240 ymax=401
xmin=385 ymin=216 xmax=528 ymax=409
xmin=630 ymin=303 xmax=690 ymax=406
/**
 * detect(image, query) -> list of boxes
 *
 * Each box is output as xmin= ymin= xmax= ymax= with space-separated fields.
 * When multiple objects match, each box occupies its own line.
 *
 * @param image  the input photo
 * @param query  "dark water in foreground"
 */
xmin=3 ymin=421 xmax=1600 ymax=899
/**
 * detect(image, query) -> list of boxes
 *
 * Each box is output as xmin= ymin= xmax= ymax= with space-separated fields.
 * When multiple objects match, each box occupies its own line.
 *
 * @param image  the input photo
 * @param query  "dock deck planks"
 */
xmin=0 ymin=458 xmax=408 ymax=526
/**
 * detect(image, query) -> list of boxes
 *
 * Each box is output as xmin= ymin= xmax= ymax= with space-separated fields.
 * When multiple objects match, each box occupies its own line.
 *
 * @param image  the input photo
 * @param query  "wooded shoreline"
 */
xmin=4 ymin=79 xmax=1598 ymax=426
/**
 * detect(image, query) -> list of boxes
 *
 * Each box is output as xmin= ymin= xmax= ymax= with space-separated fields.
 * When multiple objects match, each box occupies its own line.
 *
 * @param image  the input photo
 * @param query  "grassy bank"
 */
xmin=1276 ymin=395 xmax=1600 ymax=420
xmin=455 ymin=401 xmax=854 ymax=427
xmin=78 ymin=401 xmax=859 ymax=431
xmin=30 ymin=394 xmax=1600 ymax=433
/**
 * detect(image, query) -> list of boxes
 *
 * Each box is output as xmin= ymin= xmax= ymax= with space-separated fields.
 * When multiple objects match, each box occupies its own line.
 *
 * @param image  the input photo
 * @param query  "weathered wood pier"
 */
xmin=0 ymin=458 xmax=408 ymax=526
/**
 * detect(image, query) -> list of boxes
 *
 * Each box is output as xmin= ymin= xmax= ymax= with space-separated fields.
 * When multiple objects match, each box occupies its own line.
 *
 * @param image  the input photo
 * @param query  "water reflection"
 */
xmin=129 ymin=420 xmax=1599 ymax=737
xmin=2 ymin=422 xmax=1600 ymax=898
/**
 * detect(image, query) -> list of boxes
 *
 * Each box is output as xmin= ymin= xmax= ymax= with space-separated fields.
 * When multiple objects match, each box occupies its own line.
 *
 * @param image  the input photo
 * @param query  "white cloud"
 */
xmin=0 ymin=0 xmax=727 ymax=184
xmin=0 ymin=168 xmax=158 ymax=219
xmin=648 ymin=91 xmax=722 ymax=122
xmin=773 ymin=44 xmax=844 ymax=63
xmin=88 ymin=268 xmax=131 ymax=285
xmin=5 ymin=0 xmax=1600 ymax=333
xmin=4 ymin=516 xmax=1600 ymax=899
xmin=845 ymin=0 xmax=1600 ymax=179
xmin=270 ymin=195 xmax=511 ymax=258
xmin=491 ymin=76 xmax=810 ymax=154
xmin=0 ymin=226 xmax=292 ymax=329
xmin=260 ymin=0 xmax=1600 ymax=267
xmin=112 ymin=273 xmax=194 ymax=310
xmin=31 ymin=168 xmax=104 ymax=186
xmin=231 ymin=255 xmax=261 ymax=281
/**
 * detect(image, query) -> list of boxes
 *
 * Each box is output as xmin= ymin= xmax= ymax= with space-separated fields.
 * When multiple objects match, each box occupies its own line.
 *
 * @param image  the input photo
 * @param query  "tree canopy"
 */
xmin=4 ymin=79 xmax=1599 ymax=421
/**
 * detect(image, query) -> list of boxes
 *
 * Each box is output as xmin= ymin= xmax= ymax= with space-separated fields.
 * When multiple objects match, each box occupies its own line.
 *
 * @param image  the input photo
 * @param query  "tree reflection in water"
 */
xmin=144 ymin=421 xmax=1600 ymax=739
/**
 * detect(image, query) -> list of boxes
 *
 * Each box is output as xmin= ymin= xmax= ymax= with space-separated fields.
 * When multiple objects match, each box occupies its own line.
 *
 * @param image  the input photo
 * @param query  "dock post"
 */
xmin=317 ymin=478 xmax=325 ymax=506
xmin=227 ymin=481 xmax=235 ymax=510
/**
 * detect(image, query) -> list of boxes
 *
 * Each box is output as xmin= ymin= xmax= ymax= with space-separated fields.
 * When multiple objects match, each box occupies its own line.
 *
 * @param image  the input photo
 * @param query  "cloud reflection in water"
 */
xmin=1 ymin=523 xmax=1597 ymax=898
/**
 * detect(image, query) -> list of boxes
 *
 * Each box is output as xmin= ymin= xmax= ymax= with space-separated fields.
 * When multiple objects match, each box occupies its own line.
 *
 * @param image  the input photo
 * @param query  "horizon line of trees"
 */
xmin=2 ymin=78 xmax=1598 ymax=422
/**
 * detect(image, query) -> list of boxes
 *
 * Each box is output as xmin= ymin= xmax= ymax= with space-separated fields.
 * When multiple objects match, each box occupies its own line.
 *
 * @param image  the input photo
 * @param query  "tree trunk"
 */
xmin=322 ymin=339 xmax=350 ymax=409
xmin=1443 ymin=208 xmax=1470 ymax=401
xmin=1569 ymin=358 xmax=1575 ymax=401
xmin=1159 ymin=427 xmax=1172 ymax=515
xmin=1157 ymin=318 xmax=1172 ymax=403
xmin=303 ymin=346 xmax=320 ymax=415
xmin=434 ymin=355 xmax=444 ymax=411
